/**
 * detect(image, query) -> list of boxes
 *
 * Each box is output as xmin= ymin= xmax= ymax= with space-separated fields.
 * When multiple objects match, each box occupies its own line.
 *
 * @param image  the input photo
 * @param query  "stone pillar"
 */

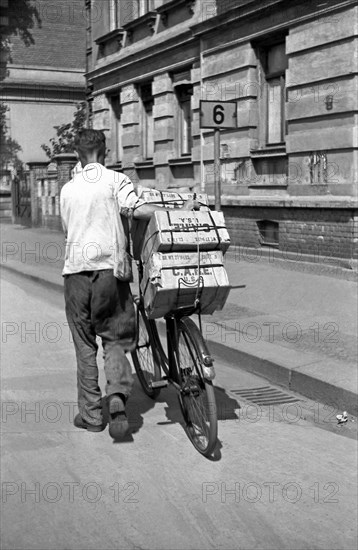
xmin=53 ymin=153 xmax=78 ymax=193
xmin=92 ymin=94 xmax=110 ymax=133
xmin=27 ymin=161 xmax=48 ymax=226
xmin=120 ymin=84 xmax=140 ymax=179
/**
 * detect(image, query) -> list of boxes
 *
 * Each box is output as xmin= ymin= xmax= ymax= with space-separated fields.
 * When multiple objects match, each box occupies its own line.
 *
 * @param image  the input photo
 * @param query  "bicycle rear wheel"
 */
xmin=131 ymin=301 xmax=163 ymax=399
xmin=176 ymin=317 xmax=218 ymax=456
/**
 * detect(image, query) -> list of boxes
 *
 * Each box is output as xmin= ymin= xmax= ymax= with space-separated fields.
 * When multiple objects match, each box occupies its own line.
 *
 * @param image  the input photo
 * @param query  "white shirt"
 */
xmin=60 ymin=163 xmax=143 ymax=275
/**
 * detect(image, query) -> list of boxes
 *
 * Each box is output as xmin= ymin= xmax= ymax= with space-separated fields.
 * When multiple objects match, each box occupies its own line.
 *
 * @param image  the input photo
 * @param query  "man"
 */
xmin=60 ymin=129 xmax=198 ymax=440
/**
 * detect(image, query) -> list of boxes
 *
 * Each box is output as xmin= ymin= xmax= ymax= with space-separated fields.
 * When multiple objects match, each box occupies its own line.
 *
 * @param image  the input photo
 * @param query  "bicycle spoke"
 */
xmin=131 ymin=304 xmax=163 ymax=399
xmin=177 ymin=319 xmax=217 ymax=455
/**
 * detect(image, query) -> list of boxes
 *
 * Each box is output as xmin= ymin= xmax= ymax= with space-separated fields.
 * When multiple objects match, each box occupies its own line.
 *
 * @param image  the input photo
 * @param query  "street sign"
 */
xmin=199 ymin=101 xmax=237 ymax=210
xmin=200 ymin=100 xmax=237 ymax=129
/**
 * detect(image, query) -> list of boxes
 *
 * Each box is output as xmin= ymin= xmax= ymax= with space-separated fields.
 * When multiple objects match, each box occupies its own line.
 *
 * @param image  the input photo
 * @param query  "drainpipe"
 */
xmin=200 ymin=36 xmax=205 ymax=193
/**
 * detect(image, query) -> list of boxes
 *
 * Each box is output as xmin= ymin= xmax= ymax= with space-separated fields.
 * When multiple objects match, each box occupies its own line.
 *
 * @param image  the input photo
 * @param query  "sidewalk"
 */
xmin=1 ymin=222 xmax=357 ymax=415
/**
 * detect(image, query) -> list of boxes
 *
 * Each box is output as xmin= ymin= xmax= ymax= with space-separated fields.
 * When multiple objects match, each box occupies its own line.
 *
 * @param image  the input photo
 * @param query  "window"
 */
xmin=109 ymin=0 xmax=119 ymax=30
xmin=257 ymin=40 xmax=288 ymax=146
xmin=109 ymin=94 xmax=123 ymax=163
xmin=140 ymin=0 xmax=154 ymax=17
xmin=257 ymin=220 xmax=279 ymax=247
xmin=134 ymin=0 xmax=154 ymax=18
xmin=139 ymin=83 xmax=154 ymax=160
xmin=175 ymin=84 xmax=193 ymax=156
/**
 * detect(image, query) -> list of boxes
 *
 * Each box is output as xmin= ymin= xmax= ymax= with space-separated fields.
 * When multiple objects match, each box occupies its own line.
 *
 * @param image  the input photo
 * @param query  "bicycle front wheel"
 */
xmin=176 ymin=317 xmax=218 ymax=456
xmin=131 ymin=301 xmax=163 ymax=399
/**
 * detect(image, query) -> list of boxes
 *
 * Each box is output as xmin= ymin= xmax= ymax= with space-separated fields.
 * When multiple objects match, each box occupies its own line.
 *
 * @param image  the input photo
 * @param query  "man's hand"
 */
xmin=134 ymin=197 xmax=201 ymax=220
xmin=182 ymin=199 xmax=201 ymax=211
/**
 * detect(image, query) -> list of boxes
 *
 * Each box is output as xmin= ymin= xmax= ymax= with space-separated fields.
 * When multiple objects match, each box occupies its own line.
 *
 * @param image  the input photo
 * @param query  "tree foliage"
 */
xmin=0 ymin=102 xmax=22 ymax=171
xmin=0 ymin=0 xmax=41 ymax=80
xmin=41 ymin=102 xmax=87 ymax=160
xmin=0 ymin=0 xmax=41 ymax=170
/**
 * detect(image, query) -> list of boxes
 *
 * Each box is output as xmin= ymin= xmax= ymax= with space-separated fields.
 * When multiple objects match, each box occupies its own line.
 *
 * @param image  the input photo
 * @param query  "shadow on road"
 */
xmin=114 ymin=375 xmax=240 ymax=459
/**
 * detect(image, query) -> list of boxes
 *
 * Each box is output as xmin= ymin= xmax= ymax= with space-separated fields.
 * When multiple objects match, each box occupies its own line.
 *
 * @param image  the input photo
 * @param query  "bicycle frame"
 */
xmin=135 ymin=260 xmax=216 ymax=389
xmin=133 ymin=259 xmax=219 ymax=457
xmin=164 ymin=310 xmax=216 ymax=387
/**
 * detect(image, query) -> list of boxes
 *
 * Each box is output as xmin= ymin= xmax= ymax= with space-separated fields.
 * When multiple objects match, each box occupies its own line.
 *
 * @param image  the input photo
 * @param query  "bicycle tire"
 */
xmin=131 ymin=301 xmax=163 ymax=399
xmin=175 ymin=317 xmax=218 ymax=456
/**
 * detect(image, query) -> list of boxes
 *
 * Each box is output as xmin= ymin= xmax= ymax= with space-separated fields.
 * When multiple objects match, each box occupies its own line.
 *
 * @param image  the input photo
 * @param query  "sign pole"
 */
xmin=214 ymin=128 xmax=221 ymax=211
xmin=200 ymin=100 xmax=237 ymax=211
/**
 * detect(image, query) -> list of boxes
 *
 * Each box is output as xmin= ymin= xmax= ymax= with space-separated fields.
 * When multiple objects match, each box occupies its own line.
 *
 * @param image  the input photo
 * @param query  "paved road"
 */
xmin=1 ymin=271 xmax=357 ymax=550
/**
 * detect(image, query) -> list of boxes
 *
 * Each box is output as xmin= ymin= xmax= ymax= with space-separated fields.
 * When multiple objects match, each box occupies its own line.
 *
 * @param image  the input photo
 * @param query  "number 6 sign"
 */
xmin=200 ymin=100 xmax=237 ymax=129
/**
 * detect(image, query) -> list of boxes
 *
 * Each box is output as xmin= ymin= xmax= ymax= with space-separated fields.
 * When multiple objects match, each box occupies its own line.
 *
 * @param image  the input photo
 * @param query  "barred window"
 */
xmin=255 ymin=39 xmax=288 ymax=146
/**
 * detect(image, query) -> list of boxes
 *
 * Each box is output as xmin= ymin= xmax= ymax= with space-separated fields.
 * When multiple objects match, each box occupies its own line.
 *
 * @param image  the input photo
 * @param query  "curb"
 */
xmin=203 ymin=337 xmax=358 ymax=417
xmin=2 ymin=261 xmax=357 ymax=416
xmin=1 ymin=262 xmax=64 ymax=294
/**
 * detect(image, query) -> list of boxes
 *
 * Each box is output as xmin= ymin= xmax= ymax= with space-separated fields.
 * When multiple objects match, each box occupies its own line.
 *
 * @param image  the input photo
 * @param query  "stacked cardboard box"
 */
xmin=136 ymin=188 xmax=209 ymax=209
xmin=141 ymin=210 xmax=231 ymax=264
xmin=141 ymin=251 xmax=230 ymax=319
xmin=133 ymin=189 xmax=231 ymax=319
xmin=131 ymin=189 xmax=209 ymax=260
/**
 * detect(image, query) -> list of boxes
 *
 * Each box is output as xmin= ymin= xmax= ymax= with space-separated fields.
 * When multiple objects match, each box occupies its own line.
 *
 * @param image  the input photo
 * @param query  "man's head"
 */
xmin=74 ymin=129 xmax=106 ymax=167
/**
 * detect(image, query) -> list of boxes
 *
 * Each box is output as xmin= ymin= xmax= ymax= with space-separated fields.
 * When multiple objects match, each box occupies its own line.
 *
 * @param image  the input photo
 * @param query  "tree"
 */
xmin=0 ymin=102 xmax=22 ymax=172
xmin=41 ymin=101 xmax=87 ymax=160
xmin=0 ymin=0 xmax=41 ymax=80
xmin=0 ymin=1 xmax=41 ymax=172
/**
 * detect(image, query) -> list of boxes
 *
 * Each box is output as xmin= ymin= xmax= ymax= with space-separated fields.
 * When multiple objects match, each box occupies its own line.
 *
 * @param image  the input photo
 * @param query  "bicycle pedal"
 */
xmin=150 ymin=380 xmax=168 ymax=388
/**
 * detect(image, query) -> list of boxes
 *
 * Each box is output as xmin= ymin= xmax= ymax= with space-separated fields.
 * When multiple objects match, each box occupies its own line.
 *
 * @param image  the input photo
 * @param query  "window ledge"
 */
xmin=157 ymin=0 xmax=196 ymax=19
xmin=260 ymin=241 xmax=279 ymax=248
xmin=106 ymin=162 xmax=123 ymax=172
xmin=250 ymin=145 xmax=287 ymax=158
xmin=95 ymin=29 xmax=125 ymax=46
xmin=134 ymin=160 xmax=154 ymax=169
xmin=248 ymin=183 xmax=287 ymax=189
xmin=122 ymin=12 xmax=157 ymax=33
xmin=168 ymin=156 xmax=193 ymax=166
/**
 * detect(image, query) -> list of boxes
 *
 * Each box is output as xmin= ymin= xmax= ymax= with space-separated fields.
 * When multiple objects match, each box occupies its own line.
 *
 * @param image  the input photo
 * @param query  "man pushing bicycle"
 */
xmin=60 ymin=129 xmax=199 ymax=441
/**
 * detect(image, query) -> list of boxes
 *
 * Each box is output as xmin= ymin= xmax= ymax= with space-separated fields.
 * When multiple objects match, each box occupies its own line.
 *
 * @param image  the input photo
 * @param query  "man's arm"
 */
xmin=133 ymin=199 xmax=200 ymax=220
xmin=114 ymin=173 xmax=201 ymax=219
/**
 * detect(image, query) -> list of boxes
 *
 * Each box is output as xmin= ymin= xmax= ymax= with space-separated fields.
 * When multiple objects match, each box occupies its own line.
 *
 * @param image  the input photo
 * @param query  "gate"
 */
xmin=12 ymin=171 xmax=31 ymax=225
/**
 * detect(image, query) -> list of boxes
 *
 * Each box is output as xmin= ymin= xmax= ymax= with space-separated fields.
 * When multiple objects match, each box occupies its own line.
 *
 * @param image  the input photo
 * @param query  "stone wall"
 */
xmin=28 ymin=154 xmax=77 ymax=231
xmin=0 ymin=191 xmax=12 ymax=223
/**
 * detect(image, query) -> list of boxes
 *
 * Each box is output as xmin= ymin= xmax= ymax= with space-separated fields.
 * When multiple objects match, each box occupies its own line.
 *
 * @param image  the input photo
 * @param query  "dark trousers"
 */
xmin=64 ymin=270 xmax=136 ymax=426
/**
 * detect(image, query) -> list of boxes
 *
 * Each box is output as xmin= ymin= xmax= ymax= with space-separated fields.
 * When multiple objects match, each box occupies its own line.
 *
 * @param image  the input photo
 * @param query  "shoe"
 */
xmin=108 ymin=394 xmax=129 ymax=440
xmin=74 ymin=413 xmax=105 ymax=432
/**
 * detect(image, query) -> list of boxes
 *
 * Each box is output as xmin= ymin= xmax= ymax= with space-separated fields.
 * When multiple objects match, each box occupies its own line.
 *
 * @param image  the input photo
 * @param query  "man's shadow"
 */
xmin=106 ymin=374 xmax=240 ymax=460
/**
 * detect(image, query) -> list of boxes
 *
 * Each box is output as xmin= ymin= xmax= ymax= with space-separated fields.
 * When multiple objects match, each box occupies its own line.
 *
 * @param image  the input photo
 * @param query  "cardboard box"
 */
xmin=141 ymin=251 xmax=230 ymax=319
xmin=138 ymin=189 xmax=209 ymax=208
xmin=131 ymin=190 xmax=209 ymax=260
xmin=140 ymin=210 xmax=231 ymax=264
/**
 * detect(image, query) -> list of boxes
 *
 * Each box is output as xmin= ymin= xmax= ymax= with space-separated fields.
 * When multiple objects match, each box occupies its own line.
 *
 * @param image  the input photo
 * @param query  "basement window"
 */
xmin=257 ymin=220 xmax=279 ymax=247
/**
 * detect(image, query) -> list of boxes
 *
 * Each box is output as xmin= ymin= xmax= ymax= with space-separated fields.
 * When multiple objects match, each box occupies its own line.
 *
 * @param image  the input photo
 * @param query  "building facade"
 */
xmin=1 ymin=0 xmax=86 ymax=165
xmin=86 ymin=0 xmax=357 ymax=266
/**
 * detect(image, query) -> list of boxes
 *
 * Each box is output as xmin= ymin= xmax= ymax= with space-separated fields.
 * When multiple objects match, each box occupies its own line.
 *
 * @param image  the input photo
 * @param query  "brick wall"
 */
xmin=223 ymin=206 xmax=357 ymax=261
xmin=10 ymin=0 xmax=86 ymax=70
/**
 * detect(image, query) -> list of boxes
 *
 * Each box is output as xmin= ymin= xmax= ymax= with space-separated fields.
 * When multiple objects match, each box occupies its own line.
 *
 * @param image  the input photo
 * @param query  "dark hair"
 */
xmin=74 ymin=129 xmax=106 ymax=155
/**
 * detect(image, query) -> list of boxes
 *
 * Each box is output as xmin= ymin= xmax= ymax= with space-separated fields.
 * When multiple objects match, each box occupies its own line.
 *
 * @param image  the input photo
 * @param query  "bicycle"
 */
xmin=131 ymin=258 xmax=218 ymax=457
